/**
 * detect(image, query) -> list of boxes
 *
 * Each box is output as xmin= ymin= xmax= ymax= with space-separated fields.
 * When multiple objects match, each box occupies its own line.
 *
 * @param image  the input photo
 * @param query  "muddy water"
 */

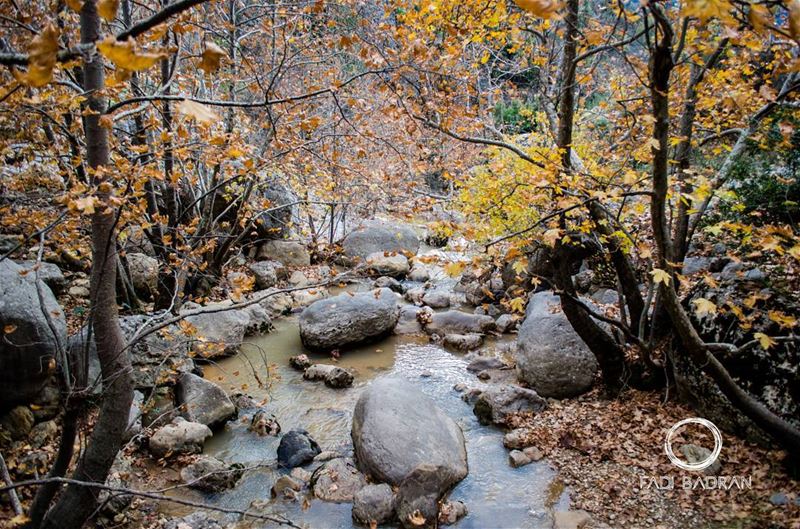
xmin=175 ymin=310 xmax=564 ymax=528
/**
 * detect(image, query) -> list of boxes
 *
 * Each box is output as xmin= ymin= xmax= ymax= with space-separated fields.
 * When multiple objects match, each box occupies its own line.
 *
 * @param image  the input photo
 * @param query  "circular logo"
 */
xmin=664 ymin=418 xmax=723 ymax=471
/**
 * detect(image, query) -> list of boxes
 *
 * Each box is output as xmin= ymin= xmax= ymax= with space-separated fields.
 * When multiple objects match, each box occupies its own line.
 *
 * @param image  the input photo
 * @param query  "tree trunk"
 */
xmin=39 ymin=2 xmax=135 ymax=527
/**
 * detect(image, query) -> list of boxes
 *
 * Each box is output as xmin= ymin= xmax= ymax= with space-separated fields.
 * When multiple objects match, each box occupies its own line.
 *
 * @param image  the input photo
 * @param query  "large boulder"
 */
xmin=176 ymin=373 xmax=236 ymax=428
xmin=126 ymin=252 xmax=158 ymax=300
xmin=516 ymin=292 xmax=598 ymax=398
xmin=343 ymin=220 xmax=420 ymax=259
xmin=299 ymin=288 xmax=399 ymax=351
xmin=423 ymin=310 xmax=495 ymax=336
xmin=16 ymin=261 xmax=66 ymax=294
xmin=0 ymin=259 xmax=66 ymax=408
xmin=247 ymin=260 xmax=286 ymax=289
xmin=351 ymin=378 xmax=467 ymax=523
xmin=257 ymin=240 xmax=310 ymax=267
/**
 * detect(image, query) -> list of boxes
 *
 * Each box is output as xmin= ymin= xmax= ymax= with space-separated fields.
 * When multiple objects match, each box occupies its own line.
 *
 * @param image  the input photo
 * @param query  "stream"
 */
xmin=169 ymin=281 xmax=568 ymax=528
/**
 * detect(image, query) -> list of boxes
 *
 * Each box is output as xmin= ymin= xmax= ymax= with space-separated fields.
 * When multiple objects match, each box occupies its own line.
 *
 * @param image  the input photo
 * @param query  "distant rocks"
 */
xmin=366 ymin=252 xmax=410 ymax=278
xmin=342 ymin=220 xmax=419 ymax=259
xmin=302 ymin=364 xmax=355 ymax=388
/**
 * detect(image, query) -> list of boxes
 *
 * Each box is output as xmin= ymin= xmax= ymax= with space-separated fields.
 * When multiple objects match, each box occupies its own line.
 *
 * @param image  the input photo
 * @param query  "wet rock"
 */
xmin=366 ymin=252 xmax=410 ymax=278
xmin=342 ymin=219 xmax=419 ymax=259
xmin=374 ymin=275 xmax=405 ymax=294
xmin=590 ymin=288 xmax=618 ymax=306
xmin=149 ymin=417 xmax=212 ymax=458
xmin=523 ymin=446 xmax=543 ymax=461
xmin=395 ymin=305 xmax=426 ymax=335
xmin=250 ymin=288 xmax=294 ymax=318
xmin=423 ymin=310 xmax=495 ymax=335
xmin=271 ymin=475 xmax=304 ymax=499
xmin=495 ymin=314 xmax=517 ymax=333
xmin=473 ymin=385 xmax=547 ymax=426
xmin=249 ymin=409 xmax=281 ymax=436
xmin=258 ymin=240 xmax=310 ymax=267
xmin=127 ymin=252 xmax=158 ymax=299
xmin=248 ymin=260 xmax=285 ymax=289
xmin=176 ymin=373 xmax=236 ymax=428
xmin=1 ymin=406 xmax=34 ymax=440
xmin=165 ymin=513 xmax=223 ymax=529
xmin=351 ymin=377 xmax=467 ymax=506
xmin=299 ymin=288 xmax=399 ymax=351
xmin=442 ymin=333 xmax=484 ymax=352
xmin=232 ymin=393 xmax=259 ymax=410
xmin=395 ymin=464 xmax=448 ymax=529
xmin=290 ymin=354 xmax=312 ymax=370
xmin=0 ymin=259 xmax=66 ymax=407
xmin=466 ymin=356 xmax=505 ymax=373
xmin=325 ymin=367 xmax=355 ymax=388
xmin=422 ymin=289 xmax=451 ymax=309
xmin=404 ymin=286 xmax=426 ymax=304
xmin=311 ymin=457 xmax=367 ymax=502
xmin=303 ymin=363 xmax=337 ymax=381
xmin=16 ymin=261 xmax=66 ymax=294
xmin=352 ymin=483 xmax=396 ymax=525
xmin=180 ymin=456 xmax=244 ymax=492
xmin=438 ymin=500 xmax=468 ymax=525
xmin=278 ymin=429 xmax=321 ymax=467
xmin=516 ymin=292 xmax=599 ymax=398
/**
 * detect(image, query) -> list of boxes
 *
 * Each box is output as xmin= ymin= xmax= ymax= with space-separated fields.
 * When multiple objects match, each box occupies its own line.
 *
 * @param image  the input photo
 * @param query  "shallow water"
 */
xmin=172 ymin=308 xmax=564 ymax=528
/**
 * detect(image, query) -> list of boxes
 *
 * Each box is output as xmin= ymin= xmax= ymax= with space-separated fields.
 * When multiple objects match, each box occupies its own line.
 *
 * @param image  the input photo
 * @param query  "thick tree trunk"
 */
xmin=39 ymin=2 xmax=135 ymax=527
xmin=647 ymin=6 xmax=800 ymax=453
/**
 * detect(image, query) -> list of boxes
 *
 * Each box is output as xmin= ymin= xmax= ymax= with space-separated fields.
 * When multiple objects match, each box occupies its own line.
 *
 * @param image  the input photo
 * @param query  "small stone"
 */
xmin=452 ymin=383 xmax=468 ymax=393
xmin=289 ymin=354 xmax=312 ymax=370
xmin=476 ymin=370 xmax=491 ymax=381
xmin=30 ymin=419 xmax=58 ymax=448
xmin=271 ymin=475 xmax=303 ymax=499
xmin=442 ymin=333 xmax=484 ymax=352
xmin=554 ymin=510 xmax=593 ymax=529
xmin=420 ymin=370 xmax=433 ymax=378
xmin=68 ymin=285 xmax=90 ymax=298
xmin=374 ymin=276 xmax=405 ymax=294
xmin=311 ymin=457 xmax=367 ymax=502
xmin=277 ymin=429 xmax=321 ymax=467
xmin=509 ymin=449 xmax=532 ymax=468
xmin=523 ymin=446 xmax=543 ymax=461
xmin=769 ymin=492 xmax=788 ymax=506
xmin=495 ymin=314 xmax=517 ymax=333
xmin=324 ymin=366 xmax=354 ymax=389
xmin=679 ymin=443 xmax=722 ymax=475
xmin=503 ymin=428 xmax=531 ymax=450
xmin=180 ymin=456 xmax=244 ymax=492
xmin=438 ymin=500 xmax=468 ymax=525
xmin=249 ymin=409 xmax=281 ymax=436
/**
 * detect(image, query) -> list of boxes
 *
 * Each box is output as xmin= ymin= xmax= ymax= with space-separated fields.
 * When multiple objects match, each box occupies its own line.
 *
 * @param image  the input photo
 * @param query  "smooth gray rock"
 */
xmin=299 ymin=288 xmax=399 ymax=351
xmin=395 ymin=305 xmax=426 ymax=335
xmin=682 ymin=256 xmax=712 ymax=276
xmin=424 ymin=310 xmax=495 ymax=335
xmin=165 ymin=513 xmax=223 ymax=529
xmin=278 ymin=429 xmax=321 ymax=468
xmin=408 ymin=266 xmax=430 ymax=282
xmin=473 ymin=384 xmax=547 ymax=426
xmin=374 ymin=275 xmax=405 ymax=294
xmin=16 ymin=261 xmax=66 ymax=294
xmin=351 ymin=378 xmax=467 ymax=506
xmin=183 ymin=306 xmax=250 ymax=359
xmin=366 ymin=252 xmax=410 ymax=278
xmin=311 ymin=457 xmax=367 ymax=502
xmin=422 ymin=289 xmax=451 ymax=309
xmin=516 ymin=292 xmax=598 ymax=398
xmin=353 ymin=483 xmax=397 ymax=525
xmin=442 ymin=333 xmax=483 ymax=352
xmin=176 ymin=373 xmax=236 ymax=428
xmin=466 ymin=357 xmax=505 ymax=373
xmin=343 ymin=220 xmax=420 ymax=259
xmin=0 ymin=259 xmax=67 ymax=407
xmin=495 ymin=314 xmax=517 ymax=333
xmin=253 ymin=177 xmax=297 ymax=240
xmin=303 ymin=364 xmax=354 ymax=388
xmin=149 ymin=417 xmax=212 ymax=458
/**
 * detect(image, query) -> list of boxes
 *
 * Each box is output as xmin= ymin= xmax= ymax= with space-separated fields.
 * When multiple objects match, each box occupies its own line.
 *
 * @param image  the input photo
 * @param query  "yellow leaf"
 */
xmin=768 ymin=310 xmax=797 ymax=329
xmin=98 ymin=0 xmax=119 ymax=21
xmin=514 ymin=0 xmax=561 ymax=18
xmin=97 ymin=36 xmax=168 ymax=72
xmin=754 ymin=332 xmax=776 ymax=350
xmin=444 ymin=261 xmax=466 ymax=277
xmin=542 ymin=228 xmax=561 ymax=247
xmin=14 ymin=24 xmax=60 ymax=87
xmin=73 ymin=196 xmax=98 ymax=215
xmin=9 ymin=514 xmax=31 ymax=527
xmin=66 ymin=0 xmax=83 ymax=12
xmin=682 ymin=0 xmax=732 ymax=23
xmin=748 ymin=3 xmax=770 ymax=32
xmin=4 ymin=324 xmax=17 ymax=334
xmin=177 ymin=99 xmax=218 ymax=123
xmin=692 ymin=297 xmax=717 ymax=318
xmin=650 ymin=268 xmax=671 ymax=285
xmin=198 ymin=41 xmax=226 ymax=73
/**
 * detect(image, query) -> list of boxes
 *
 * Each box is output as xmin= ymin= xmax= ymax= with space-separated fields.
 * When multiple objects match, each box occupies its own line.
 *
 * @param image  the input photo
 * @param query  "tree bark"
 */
xmin=39 ymin=2 xmax=135 ymax=527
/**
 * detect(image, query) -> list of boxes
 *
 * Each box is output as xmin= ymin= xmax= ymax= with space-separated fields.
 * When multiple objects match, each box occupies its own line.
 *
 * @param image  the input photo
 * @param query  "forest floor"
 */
xmin=508 ymin=388 xmax=800 ymax=529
